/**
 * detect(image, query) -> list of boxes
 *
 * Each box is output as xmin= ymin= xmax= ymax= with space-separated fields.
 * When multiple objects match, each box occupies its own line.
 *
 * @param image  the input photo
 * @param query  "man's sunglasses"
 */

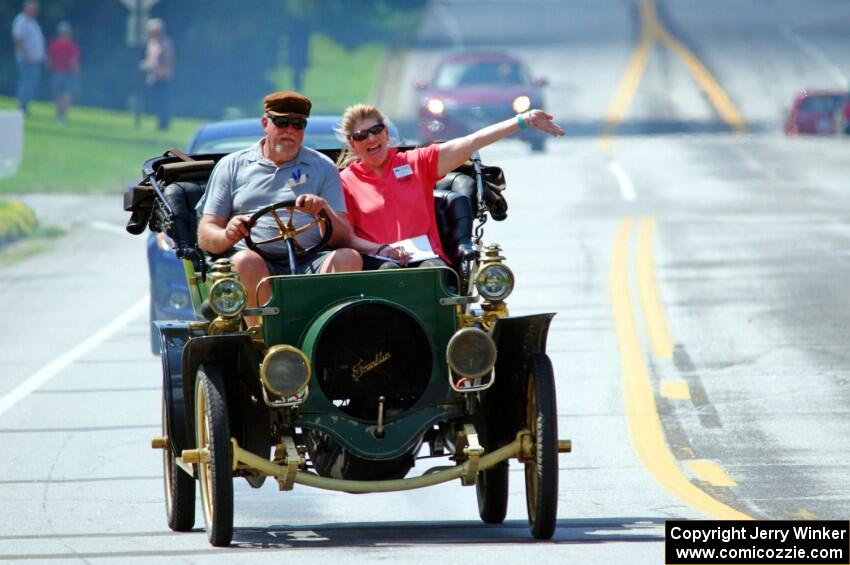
xmin=349 ymin=122 xmax=386 ymax=142
xmin=266 ymin=115 xmax=307 ymax=130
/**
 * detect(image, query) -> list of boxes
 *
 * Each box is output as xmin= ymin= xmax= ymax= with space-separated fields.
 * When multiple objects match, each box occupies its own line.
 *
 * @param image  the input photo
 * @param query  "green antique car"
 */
xmin=124 ymin=147 xmax=570 ymax=547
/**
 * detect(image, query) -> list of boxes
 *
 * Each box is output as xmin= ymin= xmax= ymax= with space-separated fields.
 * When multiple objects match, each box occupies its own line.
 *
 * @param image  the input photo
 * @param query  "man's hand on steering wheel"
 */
xmin=243 ymin=196 xmax=333 ymax=261
xmin=224 ymin=214 xmax=251 ymax=244
xmin=295 ymin=194 xmax=329 ymax=217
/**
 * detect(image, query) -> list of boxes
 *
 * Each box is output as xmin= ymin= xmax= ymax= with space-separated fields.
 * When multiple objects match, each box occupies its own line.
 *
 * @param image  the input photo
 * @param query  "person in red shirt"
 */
xmin=46 ymin=21 xmax=79 ymax=123
xmin=337 ymin=103 xmax=564 ymax=269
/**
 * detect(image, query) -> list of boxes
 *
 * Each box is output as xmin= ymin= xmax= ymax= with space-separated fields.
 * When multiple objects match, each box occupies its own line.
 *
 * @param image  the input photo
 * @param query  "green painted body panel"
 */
xmin=263 ymin=268 xmax=463 ymax=459
xmin=262 ymin=268 xmax=456 ymax=346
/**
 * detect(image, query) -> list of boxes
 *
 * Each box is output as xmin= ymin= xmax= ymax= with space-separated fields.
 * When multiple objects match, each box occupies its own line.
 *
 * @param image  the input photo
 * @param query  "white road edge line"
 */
xmin=608 ymin=160 xmax=637 ymax=201
xmin=779 ymin=25 xmax=848 ymax=88
xmin=0 ymin=296 xmax=149 ymax=418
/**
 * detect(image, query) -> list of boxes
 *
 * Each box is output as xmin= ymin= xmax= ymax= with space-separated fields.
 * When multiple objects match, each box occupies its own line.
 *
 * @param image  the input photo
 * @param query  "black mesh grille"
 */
xmin=313 ymin=302 xmax=432 ymax=421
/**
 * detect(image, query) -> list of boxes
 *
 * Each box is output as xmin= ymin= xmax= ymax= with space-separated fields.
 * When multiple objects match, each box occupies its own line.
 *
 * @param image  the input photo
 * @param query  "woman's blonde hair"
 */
xmin=335 ymin=103 xmax=385 ymax=168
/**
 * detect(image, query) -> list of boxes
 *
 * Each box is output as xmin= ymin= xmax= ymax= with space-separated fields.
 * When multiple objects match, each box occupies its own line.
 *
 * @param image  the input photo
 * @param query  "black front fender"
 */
xmin=491 ymin=313 xmax=555 ymax=372
xmin=180 ymin=334 xmax=270 ymax=459
xmin=483 ymin=313 xmax=556 ymax=446
xmin=156 ymin=322 xmax=191 ymax=455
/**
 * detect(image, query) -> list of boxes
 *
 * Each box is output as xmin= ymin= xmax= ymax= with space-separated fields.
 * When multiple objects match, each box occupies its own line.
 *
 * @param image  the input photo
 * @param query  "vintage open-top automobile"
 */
xmin=125 ymin=145 xmax=570 ymax=547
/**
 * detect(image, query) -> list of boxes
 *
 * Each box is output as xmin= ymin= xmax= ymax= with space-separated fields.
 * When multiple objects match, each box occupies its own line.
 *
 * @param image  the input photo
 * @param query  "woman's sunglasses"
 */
xmin=349 ymin=123 xmax=386 ymax=142
xmin=266 ymin=115 xmax=307 ymax=130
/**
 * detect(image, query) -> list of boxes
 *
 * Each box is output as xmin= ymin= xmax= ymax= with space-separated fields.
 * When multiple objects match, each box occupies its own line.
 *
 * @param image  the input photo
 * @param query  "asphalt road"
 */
xmin=1 ymin=0 xmax=850 ymax=562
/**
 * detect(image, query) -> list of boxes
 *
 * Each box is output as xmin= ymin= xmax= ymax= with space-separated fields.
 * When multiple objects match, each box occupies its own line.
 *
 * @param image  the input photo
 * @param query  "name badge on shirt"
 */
xmin=393 ymin=164 xmax=413 ymax=179
xmin=287 ymin=168 xmax=307 ymax=188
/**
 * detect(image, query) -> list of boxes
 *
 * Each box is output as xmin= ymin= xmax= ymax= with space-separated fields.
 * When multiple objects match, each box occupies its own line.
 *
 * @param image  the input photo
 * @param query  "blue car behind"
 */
xmin=148 ymin=115 xmax=402 ymax=353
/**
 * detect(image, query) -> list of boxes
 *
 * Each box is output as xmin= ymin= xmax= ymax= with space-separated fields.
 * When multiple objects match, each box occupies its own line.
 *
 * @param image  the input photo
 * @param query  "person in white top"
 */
xmin=11 ymin=0 xmax=45 ymax=113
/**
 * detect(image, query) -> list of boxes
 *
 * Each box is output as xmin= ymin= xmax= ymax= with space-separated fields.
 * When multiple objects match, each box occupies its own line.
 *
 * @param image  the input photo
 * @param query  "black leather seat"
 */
xmin=162 ymin=180 xmax=206 ymax=250
xmin=433 ymin=187 xmax=474 ymax=273
xmin=156 ymin=179 xmax=209 ymax=274
xmin=436 ymin=171 xmax=476 ymax=212
xmin=433 ymin=174 xmax=475 ymax=291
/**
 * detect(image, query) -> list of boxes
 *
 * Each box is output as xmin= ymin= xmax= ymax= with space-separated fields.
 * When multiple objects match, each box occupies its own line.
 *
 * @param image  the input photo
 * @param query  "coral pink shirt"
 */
xmin=341 ymin=145 xmax=448 ymax=263
xmin=47 ymin=37 xmax=79 ymax=73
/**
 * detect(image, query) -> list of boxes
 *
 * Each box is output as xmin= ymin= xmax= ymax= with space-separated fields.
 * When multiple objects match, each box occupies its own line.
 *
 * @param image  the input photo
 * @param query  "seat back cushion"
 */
xmin=163 ymin=180 xmax=207 ymax=248
xmin=433 ymin=189 xmax=473 ymax=267
xmin=435 ymin=171 xmax=477 ymax=215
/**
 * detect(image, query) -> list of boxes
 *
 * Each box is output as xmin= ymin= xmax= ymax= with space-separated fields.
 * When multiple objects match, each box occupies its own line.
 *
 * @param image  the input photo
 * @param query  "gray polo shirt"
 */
xmin=197 ymin=141 xmax=345 ymax=255
xmin=11 ymin=13 xmax=45 ymax=64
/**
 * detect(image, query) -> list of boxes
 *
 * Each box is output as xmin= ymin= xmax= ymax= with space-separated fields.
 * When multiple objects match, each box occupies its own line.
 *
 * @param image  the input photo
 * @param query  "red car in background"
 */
xmin=415 ymin=52 xmax=549 ymax=151
xmin=784 ymin=89 xmax=850 ymax=135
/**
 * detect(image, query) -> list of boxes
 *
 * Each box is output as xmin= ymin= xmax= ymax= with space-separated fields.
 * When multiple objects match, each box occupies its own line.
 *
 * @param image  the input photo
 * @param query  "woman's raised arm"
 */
xmin=436 ymin=109 xmax=564 ymax=177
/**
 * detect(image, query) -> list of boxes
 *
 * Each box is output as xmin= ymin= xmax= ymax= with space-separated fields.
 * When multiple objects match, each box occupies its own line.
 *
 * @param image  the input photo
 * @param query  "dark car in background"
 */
xmin=415 ymin=52 xmax=549 ymax=151
xmin=147 ymin=116 xmax=402 ymax=353
xmin=186 ymin=116 xmax=351 ymax=153
xmin=784 ymin=89 xmax=850 ymax=135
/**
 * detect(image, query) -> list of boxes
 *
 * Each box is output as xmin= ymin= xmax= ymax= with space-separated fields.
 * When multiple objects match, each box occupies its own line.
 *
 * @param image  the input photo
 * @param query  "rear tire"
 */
xmin=476 ymin=464 xmax=509 ymax=524
xmin=524 ymin=353 xmax=558 ymax=539
xmin=195 ymin=364 xmax=233 ymax=547
xmin=162 ymin=396 xmax=195 ymax=531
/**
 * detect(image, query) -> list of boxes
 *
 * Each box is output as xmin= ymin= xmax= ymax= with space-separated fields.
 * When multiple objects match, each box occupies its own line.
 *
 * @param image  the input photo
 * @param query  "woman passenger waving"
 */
xmin=337 ymin=103 xmax=564 ymax=268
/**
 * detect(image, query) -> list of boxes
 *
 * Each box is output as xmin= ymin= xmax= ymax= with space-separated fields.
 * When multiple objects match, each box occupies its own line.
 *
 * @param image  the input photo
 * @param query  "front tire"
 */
xmin=524 ymin=353 xmax=558 ymax=539
xmin=195 ymin=364 xmax=233 ymax=547
xmin=162 ymin=395 xmax=195 ymax=531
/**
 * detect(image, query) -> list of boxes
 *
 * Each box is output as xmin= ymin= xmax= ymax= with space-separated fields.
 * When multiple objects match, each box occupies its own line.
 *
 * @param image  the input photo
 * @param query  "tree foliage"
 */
xmin=0 ymin=0 xmax=425 ymax=119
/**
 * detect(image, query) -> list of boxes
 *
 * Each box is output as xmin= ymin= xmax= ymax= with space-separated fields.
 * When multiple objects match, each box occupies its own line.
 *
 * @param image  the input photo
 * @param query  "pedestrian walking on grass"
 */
xmin=47 ymin=21 xmax=79 ymax=123
xmin=140 ymin=18 xmax=175 ymax=130
xmin=11 ymin=0 xmax=45 ymax=114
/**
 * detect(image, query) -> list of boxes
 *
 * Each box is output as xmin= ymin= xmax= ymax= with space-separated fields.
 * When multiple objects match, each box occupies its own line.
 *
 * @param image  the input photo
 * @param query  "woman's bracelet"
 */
xmin=517 ymin=113 xmax=528 ymax=130
xmin=376 ymin=244 xmax=390 ymax=256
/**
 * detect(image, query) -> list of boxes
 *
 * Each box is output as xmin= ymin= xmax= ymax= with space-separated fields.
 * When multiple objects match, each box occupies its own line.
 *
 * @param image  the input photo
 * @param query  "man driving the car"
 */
xmin=196 ymin=91 xmax=362 ymax=315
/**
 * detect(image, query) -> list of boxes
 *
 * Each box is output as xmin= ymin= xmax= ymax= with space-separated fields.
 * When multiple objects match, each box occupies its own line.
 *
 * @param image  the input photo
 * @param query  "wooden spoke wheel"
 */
xmin=162 ymin=395 xmax=195 ymax=532
xmin=524 ymin=353 xmax=559 ymax=539
xmin=195 ymin=364 xmax=234 ymax=547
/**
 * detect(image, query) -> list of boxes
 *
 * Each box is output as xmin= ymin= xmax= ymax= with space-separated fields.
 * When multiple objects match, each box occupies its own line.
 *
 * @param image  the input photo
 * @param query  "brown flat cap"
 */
xmin=263 ymin=91 xmax=311 ymax=117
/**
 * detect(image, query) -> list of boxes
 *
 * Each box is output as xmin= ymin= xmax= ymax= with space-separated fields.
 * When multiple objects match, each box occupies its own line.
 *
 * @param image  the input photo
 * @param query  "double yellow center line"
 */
xmin=608 ymin=218 xmax=750 ymax=520
xmin=610 ymin=218 xmax=751 ymax=519
xmin=600 ymin=0 xmax=748 ymax=150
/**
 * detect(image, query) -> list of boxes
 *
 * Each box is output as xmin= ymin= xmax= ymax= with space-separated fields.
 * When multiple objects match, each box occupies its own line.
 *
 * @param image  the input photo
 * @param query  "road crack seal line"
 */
xmin=672 ymin=344 xmax=722 ymax=429
xmin=41 ymin=432 xmax=91 ymax=563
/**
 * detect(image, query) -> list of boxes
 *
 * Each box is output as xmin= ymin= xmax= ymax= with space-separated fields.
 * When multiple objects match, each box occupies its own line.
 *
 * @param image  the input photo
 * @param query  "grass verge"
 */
xmin=0 ymin=97 xmax=204 ymax=195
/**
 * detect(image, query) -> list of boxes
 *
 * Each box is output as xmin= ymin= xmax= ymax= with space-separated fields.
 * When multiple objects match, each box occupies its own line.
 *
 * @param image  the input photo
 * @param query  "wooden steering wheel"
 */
xmin=243 ymin=197 xmax=333 ymax=262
